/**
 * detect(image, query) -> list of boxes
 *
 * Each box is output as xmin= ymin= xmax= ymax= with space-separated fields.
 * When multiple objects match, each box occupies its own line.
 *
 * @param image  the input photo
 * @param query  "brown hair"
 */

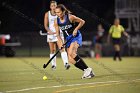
xmin=56 ymin=4 xmax=71 ymax=14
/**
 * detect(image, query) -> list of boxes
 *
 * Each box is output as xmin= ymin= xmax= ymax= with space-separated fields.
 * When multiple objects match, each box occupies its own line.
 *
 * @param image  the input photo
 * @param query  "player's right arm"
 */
xmin=54 ymin=19 xmax=64 ymax=49
xmin=107 ymin=26 xmax=113 ymax=43
xmin=44 ymin=12 xmax=55 ymax=35
xmin=107 ymin=34 xmax=111 ymax=44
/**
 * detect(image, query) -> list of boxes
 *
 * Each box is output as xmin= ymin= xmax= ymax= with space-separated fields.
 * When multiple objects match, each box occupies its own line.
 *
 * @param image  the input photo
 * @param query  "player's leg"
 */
xmin=68 ymin=42 xmax=88 ymax=71
xmin=113 ymin=38 xmax=118 ymax=61
xmin=57 ymin=39 xmax=70 ymax=70
xmin=117 ymin=38 xmax=121 ymax=61
xmin=115 ymin=44 xmax=121 ymax=61
xmin=114 ymin=44 xmax=117 ymax=61
xmin=61 ymin=49 xmax=70 ymax=70
xmin=95 ymin=43 xmax=99 ymax=56
xmin=67 ymin=41 xmax=95 ymax=78
xmin=49 ymin=42 xmax=57 ymax=69
xmin=113 ymin=38 xmax=121 ymax=61
xmin=95 ymin=43 xmax=102 ymax=57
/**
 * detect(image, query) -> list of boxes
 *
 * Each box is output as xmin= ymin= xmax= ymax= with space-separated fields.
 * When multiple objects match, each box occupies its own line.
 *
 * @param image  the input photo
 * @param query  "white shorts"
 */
xmin=47 ymin=32 xmax=64 ymax=43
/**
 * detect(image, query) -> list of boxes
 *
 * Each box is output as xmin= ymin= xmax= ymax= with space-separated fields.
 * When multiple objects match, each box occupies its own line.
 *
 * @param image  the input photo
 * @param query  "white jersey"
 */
xmin=48 ymin=11 xmax=57 ymax=33
xmin=47 ymin=11 xmax=64 ymax=42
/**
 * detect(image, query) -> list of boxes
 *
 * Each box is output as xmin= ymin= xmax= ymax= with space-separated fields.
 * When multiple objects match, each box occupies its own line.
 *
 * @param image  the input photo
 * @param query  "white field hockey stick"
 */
xmin=39 ymin=30 xmax=48 ymax=36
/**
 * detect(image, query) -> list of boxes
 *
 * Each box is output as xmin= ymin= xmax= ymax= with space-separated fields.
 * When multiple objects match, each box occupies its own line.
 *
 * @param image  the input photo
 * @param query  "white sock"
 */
xmin=50 ymin=54 xmax=56 ymax=67
xmin=61 ymin=51 xmax=68 ymax=65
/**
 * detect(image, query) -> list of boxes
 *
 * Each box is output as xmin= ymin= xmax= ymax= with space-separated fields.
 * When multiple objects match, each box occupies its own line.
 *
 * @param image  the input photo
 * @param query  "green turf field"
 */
xmin=0 ymin=57 xmax=140 ymax=93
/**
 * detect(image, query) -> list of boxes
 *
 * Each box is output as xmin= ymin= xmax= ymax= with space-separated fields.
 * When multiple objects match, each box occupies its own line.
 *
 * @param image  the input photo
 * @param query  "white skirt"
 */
xmin=47 ymin=32 xmax=64 ymax=43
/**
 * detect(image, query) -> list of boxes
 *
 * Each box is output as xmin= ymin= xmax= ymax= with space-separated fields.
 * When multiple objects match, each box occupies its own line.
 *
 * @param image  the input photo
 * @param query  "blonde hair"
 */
xmin=50 ymin=0 xmax=57 ymax=5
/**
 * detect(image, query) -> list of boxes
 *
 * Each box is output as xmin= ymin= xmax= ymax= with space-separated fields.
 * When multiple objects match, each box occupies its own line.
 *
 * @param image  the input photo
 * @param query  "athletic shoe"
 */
xmin=113 ymin=57 xmax=116 ymax=61
xmin=65 ymin=63 xmax=70 ymax=70
xmin=88 ymin=71 xmax=95 ymax=78
xmin=82 ymin=68 xmax=95 ymax=79
xmin=51 ymin=65 xmax=56 ymax=70
xmin=119 ymin=57 xmax=122 ymax=61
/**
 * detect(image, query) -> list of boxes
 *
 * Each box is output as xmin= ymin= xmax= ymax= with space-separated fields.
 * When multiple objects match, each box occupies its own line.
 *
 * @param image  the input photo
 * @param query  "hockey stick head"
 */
xmin=42 ymin=36 xmax=74 ymax=69
xmin=43 ymin=64 xmax=47 ymax=69
xmin=39 ymin=30 xmax=48 ymax=36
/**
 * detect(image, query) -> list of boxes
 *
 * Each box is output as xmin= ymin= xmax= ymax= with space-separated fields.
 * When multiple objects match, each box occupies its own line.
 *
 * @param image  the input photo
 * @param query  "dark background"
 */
xmin=0 ymin=0 xmax=139 ymax=57
xmin=0 ymin=0 xmax=114 ymax=34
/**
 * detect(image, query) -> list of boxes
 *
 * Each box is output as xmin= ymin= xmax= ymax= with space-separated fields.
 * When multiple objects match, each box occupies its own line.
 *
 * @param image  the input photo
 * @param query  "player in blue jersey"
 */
xmin=54 ymin=4 xmax=95 ymax=79
xmin=44 ymin=1 xmax=70 ymax=70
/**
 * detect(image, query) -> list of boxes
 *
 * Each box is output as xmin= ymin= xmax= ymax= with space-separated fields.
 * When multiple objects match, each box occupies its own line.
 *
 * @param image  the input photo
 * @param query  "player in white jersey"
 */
xmin=44 ymin=0 xmax=70 ymax=70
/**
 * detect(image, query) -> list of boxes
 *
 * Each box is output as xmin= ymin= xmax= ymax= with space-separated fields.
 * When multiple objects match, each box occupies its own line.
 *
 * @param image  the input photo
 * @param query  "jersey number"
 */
xmin=65 ymin=30 xmax=69 ymax=36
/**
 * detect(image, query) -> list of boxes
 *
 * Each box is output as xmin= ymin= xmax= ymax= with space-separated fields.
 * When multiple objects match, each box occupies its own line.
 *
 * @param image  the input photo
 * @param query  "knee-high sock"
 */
xmin=50 ymin=53 xmax=56 ymax=66
xmin=116 ymin=51 xmax=121 ymax=60
xmin=61 ymin=51 xmax=69 ymax=65
xmin=74 ymin=55 xmax=88 ymax=71
xmin=114 ymin=51 xmax=117 ymax=60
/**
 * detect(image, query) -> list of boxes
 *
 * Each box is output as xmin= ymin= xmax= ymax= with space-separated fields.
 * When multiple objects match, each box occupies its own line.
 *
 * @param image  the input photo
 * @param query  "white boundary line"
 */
xmin=6 ymin=87 xmax=45 ymax=93
xmin=3 ymin=78 xmax=140 ymax=93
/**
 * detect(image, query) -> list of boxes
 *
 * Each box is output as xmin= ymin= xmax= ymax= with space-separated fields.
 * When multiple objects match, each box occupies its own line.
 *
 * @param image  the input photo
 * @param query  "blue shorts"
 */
xmin=65 ymin=31 xmax=82 ymax=48
xmin=112 ymin=38 xmax=121 ymax=45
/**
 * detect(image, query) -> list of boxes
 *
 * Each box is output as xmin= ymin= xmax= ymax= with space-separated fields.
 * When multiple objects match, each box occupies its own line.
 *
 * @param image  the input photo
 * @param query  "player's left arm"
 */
xmin=69 ymin=15 xmax=85 ymax=36
xmin=121 ymin=26 xmax=130 ymax=38
xmin=54 ymin=19 xmax=64 ymax=49
xmin=123 ymin=31 xmax=130 ymax=38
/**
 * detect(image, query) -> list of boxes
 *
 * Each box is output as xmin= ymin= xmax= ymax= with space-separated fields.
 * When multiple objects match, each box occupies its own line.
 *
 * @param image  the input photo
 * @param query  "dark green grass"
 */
xmin=0 ymin=57 xmax=140 ymax=93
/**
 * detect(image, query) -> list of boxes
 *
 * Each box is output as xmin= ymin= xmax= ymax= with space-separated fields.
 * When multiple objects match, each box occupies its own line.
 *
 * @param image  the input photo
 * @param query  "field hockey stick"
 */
xmin=39 ymin=30 xmax=48 ymax=36
xmin=39 ymin=30 xmax=57 ymax=36
xmin=43 ymin=36 xmax=73 ymax=69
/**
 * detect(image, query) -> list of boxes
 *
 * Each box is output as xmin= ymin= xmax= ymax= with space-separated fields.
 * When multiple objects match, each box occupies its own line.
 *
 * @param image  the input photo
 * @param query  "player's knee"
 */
xmin=69 ymin=52 xmax=77 ymax=59
xmin=50 ymin=49 xmax=56 ymax=54
xmin=60 ymin=48 xmax=65 ymax=52
xmin=114 ymin=45 xmax=120 ymax=51
xmin=116 ymin=45 xmax=120 ymax=51
xmin=116 ymin=47 xmax=120 ymax=51
xmin=68 ymin=59 xmax=73 ymax=64
xmin=68 ymin=57 xmax=75 ymax=64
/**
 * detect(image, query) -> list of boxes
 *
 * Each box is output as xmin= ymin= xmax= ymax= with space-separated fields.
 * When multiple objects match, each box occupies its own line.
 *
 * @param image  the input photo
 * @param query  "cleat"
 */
xmin=81 ymin=68 xmax=95 ymax=79
xmin=82 ymin=72 xmax=95 ymax=79
xmin=51 ymin=65 xmax=56 ymax=70
xmin=65 ymin=63 xmax=70 ymax=70
xmin=119 ymin=58 xmax=122 ymax=61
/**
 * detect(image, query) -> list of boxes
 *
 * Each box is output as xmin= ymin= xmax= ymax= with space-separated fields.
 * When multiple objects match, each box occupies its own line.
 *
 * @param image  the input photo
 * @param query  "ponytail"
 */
xmin=56 ymin=4 xmax=71 ymax=14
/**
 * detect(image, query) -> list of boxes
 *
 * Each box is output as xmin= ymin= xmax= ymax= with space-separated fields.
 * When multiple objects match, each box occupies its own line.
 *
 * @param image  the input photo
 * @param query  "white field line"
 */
xmin=4 ymin=78 xmax=140 ymax=93
xmin=6 ymin=87 xmax=45 ymax=93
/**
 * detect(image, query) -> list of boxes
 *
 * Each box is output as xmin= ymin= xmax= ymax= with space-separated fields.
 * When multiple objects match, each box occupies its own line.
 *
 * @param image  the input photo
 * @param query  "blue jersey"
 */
xmin=57 ymin=14 xmax=75 ymax=37
xmin=57 ymin=14 xmax=82 ymax=48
